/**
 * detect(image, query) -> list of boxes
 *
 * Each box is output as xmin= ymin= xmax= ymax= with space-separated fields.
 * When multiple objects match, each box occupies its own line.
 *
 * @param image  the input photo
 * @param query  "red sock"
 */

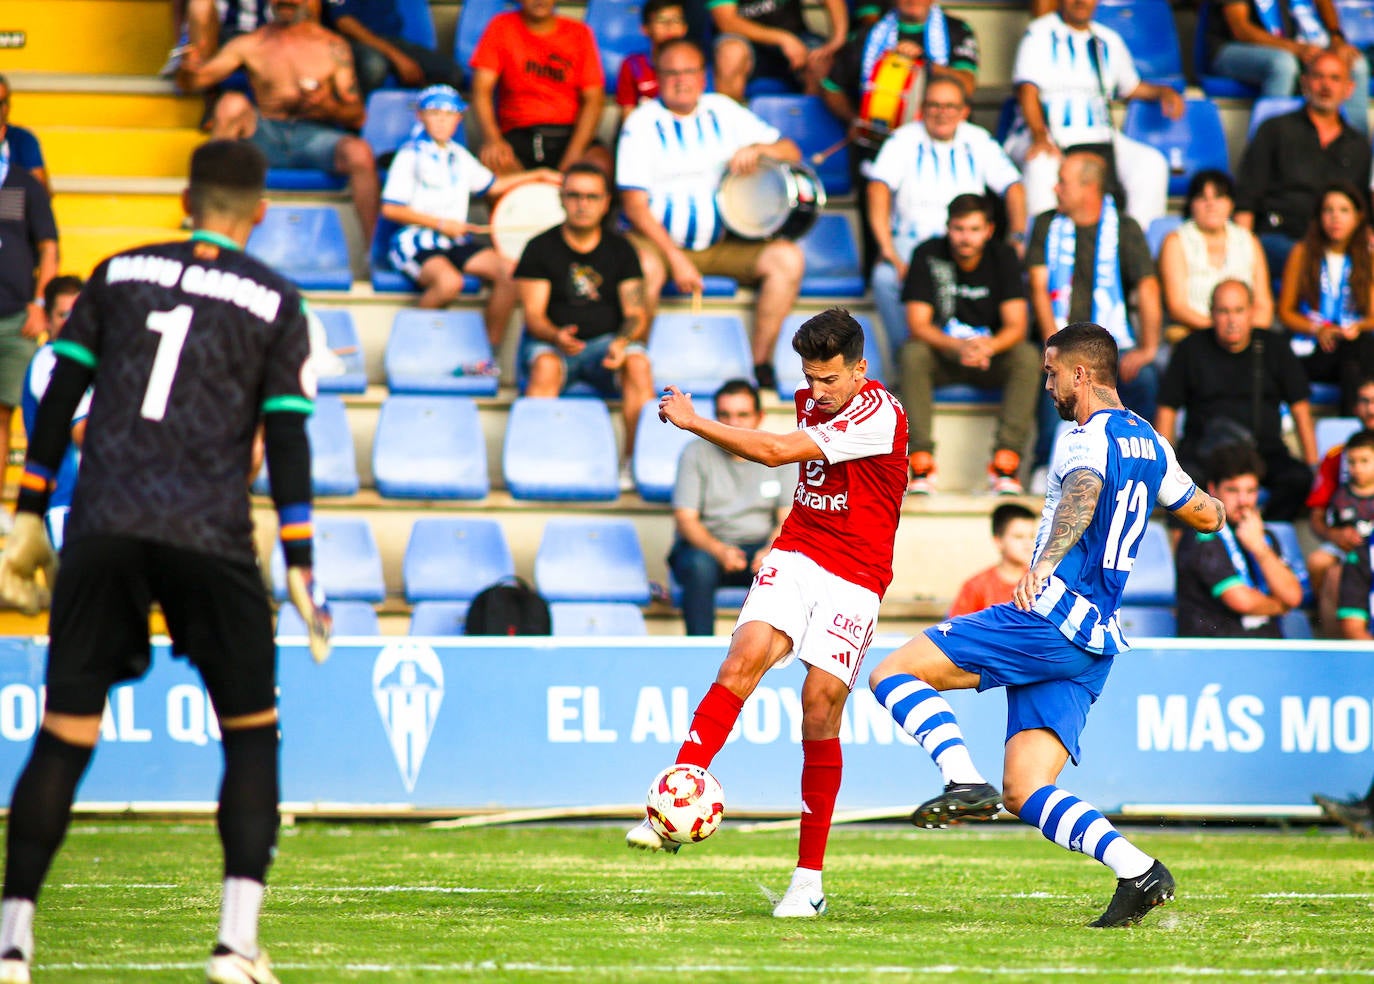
xmin=798 ymin=737 xmax=843 ymax=871
xmin=675 ymin=683 xmax=745 ymax=769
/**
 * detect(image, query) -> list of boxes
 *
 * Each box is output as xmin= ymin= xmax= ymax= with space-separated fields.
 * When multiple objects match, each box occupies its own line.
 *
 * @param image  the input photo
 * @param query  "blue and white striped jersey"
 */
xmin=1030 ymin=408 xmax=1196 ymax=655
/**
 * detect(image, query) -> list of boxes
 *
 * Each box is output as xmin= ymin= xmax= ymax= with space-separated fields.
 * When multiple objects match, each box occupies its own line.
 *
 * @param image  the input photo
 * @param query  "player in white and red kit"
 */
xmin=627 ymin=308 xmax=908 ymax=917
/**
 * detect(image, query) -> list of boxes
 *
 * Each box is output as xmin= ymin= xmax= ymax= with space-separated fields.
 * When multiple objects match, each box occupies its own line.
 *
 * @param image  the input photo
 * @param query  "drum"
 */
xmin=855 ymin=51 xmax=924 ymax=150
xmin=715 ymin=158 xmax=827 ymax=241
xmin=490 ymin=182 xmax=565 ymax=261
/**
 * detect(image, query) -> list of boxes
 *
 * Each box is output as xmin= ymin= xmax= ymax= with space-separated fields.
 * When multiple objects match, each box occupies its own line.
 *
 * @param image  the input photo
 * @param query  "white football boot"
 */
xmin=625 ymin=817 xmax=680 ymax=854
xmin=206 ymin=947 xmax=280 ymax=984
xmin=0 ymin=956 xmax=29 ymax=984
xmin=772 ymin=869 xmax=827 ymax=917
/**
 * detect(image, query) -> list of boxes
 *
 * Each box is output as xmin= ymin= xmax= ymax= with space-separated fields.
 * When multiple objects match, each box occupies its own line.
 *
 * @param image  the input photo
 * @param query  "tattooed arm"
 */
xmin=1170 ymin=485 xmax=1226 ymax=534
xmin=1012 ymin=467 xmax=1104 ymax=611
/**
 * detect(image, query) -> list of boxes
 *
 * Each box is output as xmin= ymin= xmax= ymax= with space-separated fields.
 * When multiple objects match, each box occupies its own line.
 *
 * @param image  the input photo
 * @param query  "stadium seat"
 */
xmin=1310 ymin=382 xmax=1342 ymax=407
xmin=1146 ymin=215 xmax=1183 ymax=259
xmin=385 ymin=309 xmax=499 ymax=396
xmin=245 ymin=206 xmax=352 ymax=291
xmin=1195 ymin=1 xmax=1260 ymax=99
xmin=1247 ymin=96 xmax=1305 ymax=141
xmin=454 ymin=0 xmax=517 ymax=83
xmin=402 ymin=517 xmax=514 ymax=602
xmin=648 ymin=312 xmax=755 ymax=395
xmin=394 ymin=0 xmax=438 ymax=48
xmin=369 ymin=217 xmax=482 ymax=294
xmin=278 ymin=599 xmax=378 ymax=637
xmin=535 ymin=518 xmax=652 ymax=603
xmin=1095 ymin=0 xmax=1186 ymax=90
xmin=271 ymin=516 xmax=385 ymax=602
xmin=363 ymin=89 xmax=416 ymax=159
xmin=1122 ymin=521 xmax=1175 ymax=606
xmin=1338 ymin=0 xmax=1374 ymax=48
xmin=312 ymin=308 xmax=367 ymax=394
xmin=1317 ymin=416 xmax=1362 ymax=458
xmin=1265 ymin=521 xmax=1313 ymax=604
xmin=775 ymin=312 xmax=887 ymax=397
xmin=748 ymin=94 xmax=851 ymax=196
xmin=585 ymin=0 xmax=649 ymax=94
xmin=663 ymin=276 xmax=737 ymax=298
xmin=503 ymin=397 xmax=620 ymax=500
xmin=1122 ymin=99 xmax=1229 ymax=197
xmin=631 ymin=401 xmax=712 ymax=503
xmin=550 ymin=601 xmax=649 ymax=636
xmin=373 ymin=395 xmax=489 ymax=499
xmin=1117 ymin=605 xmax=1177 ymax=639
xmin=797 ymin=214 xmax=865 ymax=297
xmin=1280 ymin=609 xmax=1315 ymax=639
xmin=264 ymin=169 xmax=346 ymax=193
xmin=667 ymin=569 xmax=750 ymax=610
xmin=409 ymin=600 xmax=471 ymax=635
xmin=251 ymin=394 xmax=359 ymax=497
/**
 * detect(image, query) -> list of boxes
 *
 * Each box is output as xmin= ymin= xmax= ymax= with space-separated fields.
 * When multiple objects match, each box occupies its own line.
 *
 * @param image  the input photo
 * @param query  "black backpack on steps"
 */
xmin=464 ymin=577 xmax=551 ymax=636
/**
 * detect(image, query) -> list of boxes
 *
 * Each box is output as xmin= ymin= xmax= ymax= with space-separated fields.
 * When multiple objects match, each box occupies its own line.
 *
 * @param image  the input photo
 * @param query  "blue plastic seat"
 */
xmin=550 ymin=601 xmax=649 ymax=635
xmin=363 ymin=89 xmax=417 ymax=159
xmin=1338 ymin=0 xmax=1374 ymax=47
xmin=1247 ymin=96 xmax=1305 ymax=140
xmin=1122 ymin=99 xmax=1229 ymax=197
xmin=1310 ymin=382 xmax=1342 ymax=407
xmin=251 ymin=394 xmax=359 ymax=497
xmin=312 ymin=308 xmax=367 ymax=394
xmin=535 ymin=518 xmax=652 ymax=603
xmin=1317 ymin=416 xmax=1363 ymax=458
xmin=373 ymin=395 xmax=489 ymax=499
xmin=631 ymin=401 xmax=713 ymax=503
xmin=1146 ymin=215 xmax=1183 ymax=259
xmin=775 ymin=312 xmax=886 ymax=398
xmin=663 ymin=276 xmax=737 ymax=298
xmin=271 ymin=516 xmax=386 ymax=602
xmin=647 ymin=312 xmax=754 ymax=395
xmin=394 ymin=0 xmax=438 ymax=48
xmin=454 ymin=0 xmax=518 ymax=83
xmin=264 ymin=169 xmax=346 ymax=193
xmin=503 ymin=398 xmax=620 ymax=501
xmin=667 ymin=569 xmax=749 ymax=610
xmin=1117 ymin=605 xmax=1177 ymax=639
xmin=369 ymin=217 xmax=482 ymax=294
xmin=246 ymin=206 xmax=352 ymax=291
xmin=797 ymin=214 xmax=864 ymax=297
xmin=1195 ymin=1 xmax=1261 ymax=99
xmin=1095 ymin=0 xmax=1186 ymax=90
xmin=1281 ymin=609 xmax=1315 ymax=639
xmin=1265 ymin=521 xmax=1314 ymax=604
xmin=586 ymin=0 xmax=650 ymax=94
xmin=409 ymin=600 xmax=471 ymax=635
xmin=279 ymin=599 xmax=378 ymax=637
xmin=748 ymin=94 xmax=851 ymax=196
xmin=403 ymin=517 xmax=514 ymax=602
xmin=385 ymin=309 xmax=499 ymax=396
xmin=1123 ymin=521 xmax=1175 ymax=606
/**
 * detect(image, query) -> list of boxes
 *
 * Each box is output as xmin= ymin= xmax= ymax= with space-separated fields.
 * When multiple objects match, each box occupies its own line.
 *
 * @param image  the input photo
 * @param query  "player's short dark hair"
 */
xmin=44 ymin=275 xmax=84 ymax=311
xmin=1045 ymin=322 xmax=1118 ymax=385
xmin=991 ymin=502 xmax=1035 ymax=538
xmin=792 ymin=308 xmax=865 ymax=366
xmin=1345 ymin=428 xmax=1374 ymax=455
xmin=641 ymin=0 xmax=685 ymax=25
xmin=715 ymin=377 xmax=761 ymax=413
xmin=187 ymin=139 xmax=267 ymax=219
xmin=1206 ymin=442 xmax=1266 ymax=486
xmin=948 ymin=193 xmax=993 ymax=223
xmin=655 ymin=37 xmax=705 ymax=68
xmin=564 ymin=161 xmax=610 ymax=191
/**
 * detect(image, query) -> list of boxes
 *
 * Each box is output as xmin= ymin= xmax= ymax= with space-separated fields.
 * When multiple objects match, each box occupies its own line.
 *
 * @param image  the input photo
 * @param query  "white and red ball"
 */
xmin=645 ymin=764 xmax=725 ymax=844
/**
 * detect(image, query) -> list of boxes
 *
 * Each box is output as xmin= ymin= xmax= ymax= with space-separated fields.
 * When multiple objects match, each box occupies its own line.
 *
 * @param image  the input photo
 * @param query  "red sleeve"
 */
xmin=573 ymin=22 xmax=605 ymax=89
xmin=1306 ymin=448 xmax=1343 ymax=509
xmin=470 ymin=13 xmax=511 ymax=72
xmin=616 ymin=60 xmax=638 ymax=108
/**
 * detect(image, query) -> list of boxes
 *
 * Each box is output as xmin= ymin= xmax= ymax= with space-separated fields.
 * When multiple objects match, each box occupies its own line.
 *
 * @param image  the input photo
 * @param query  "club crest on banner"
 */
xmin=372 ymin=641 xmax=445 ymax=792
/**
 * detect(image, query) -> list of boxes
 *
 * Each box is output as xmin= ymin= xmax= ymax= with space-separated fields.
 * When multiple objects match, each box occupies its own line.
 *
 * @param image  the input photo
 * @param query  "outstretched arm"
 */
xmin=659 ymin=386 xmax=823 ymax=466
xmin=1170 ymin=485 xmax=1226 ymax=534
xmin=1012 ymin=467 xmax=1102 ymax=609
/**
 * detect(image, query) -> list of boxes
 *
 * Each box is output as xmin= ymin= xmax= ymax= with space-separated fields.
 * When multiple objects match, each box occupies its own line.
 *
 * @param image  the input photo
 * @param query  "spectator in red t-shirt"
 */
xmin=615 ymin=0 xmax=690 ymax=120
xmin=469 ymin=0 xmax=612 ymax=175
xmin=947 ymin=503 xmax=1037 ymax=617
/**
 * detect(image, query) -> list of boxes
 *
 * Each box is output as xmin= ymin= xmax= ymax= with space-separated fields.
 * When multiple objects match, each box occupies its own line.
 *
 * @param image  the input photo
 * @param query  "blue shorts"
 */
xmin=924 ymin=604 xmax=1115 ymax=764
xmin=249 ymin=114 xmax=346 ymax=171
xmin=520 ymin=332 xmax=645 ymax=397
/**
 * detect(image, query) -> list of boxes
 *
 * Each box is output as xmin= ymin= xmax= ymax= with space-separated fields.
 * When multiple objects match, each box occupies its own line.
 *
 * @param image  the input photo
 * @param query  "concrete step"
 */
xmin=53 ymin=192 xmax=185 ymax=230
xmin=33 ymin=125 xmax=203 ymax=179
xmin=5 ymin=1 xmax=174 ymax=77
xmin=59 ymin=226 xmax=189 ymax=279
xmin=17 ymin=90 xmax=202 ymax=129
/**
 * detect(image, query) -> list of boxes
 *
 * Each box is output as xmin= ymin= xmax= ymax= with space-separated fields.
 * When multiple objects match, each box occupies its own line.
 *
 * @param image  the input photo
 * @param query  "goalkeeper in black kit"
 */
xmin=0 ymin=140 xmax=331 ymax=984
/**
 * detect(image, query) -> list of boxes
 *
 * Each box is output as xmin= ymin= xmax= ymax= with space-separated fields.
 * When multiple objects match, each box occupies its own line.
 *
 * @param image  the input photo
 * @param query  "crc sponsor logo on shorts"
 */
xmin=794 ymin=484 xmax=848 ymax=511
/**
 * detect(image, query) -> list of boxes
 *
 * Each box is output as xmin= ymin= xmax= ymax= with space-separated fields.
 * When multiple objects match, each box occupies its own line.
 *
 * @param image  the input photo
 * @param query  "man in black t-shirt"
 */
xmin=1156 ymin=279 xmax=1319 ymax=522
xmin=1175 ymin=443 xmax=1304 ymax=639
xmin=516 ymin=163 xmax=653 ymax=477
xmin=0 ymin=140 xmax=330 ymax=984
xmin=900 ymin=193 xmax=1038 ymax=495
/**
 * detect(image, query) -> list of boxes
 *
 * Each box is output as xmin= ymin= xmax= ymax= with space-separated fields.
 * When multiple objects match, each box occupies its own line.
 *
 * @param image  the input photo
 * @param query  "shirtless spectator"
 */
xmin=179 ymin=0 xmax=379 ymax=241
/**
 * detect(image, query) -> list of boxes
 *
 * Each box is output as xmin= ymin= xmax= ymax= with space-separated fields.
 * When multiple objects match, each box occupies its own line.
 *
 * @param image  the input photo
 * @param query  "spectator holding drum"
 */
xmin=618 ymin=38 xmax=807 ymax=390
xmin=381 ymin=85 xmax=560 ymax=344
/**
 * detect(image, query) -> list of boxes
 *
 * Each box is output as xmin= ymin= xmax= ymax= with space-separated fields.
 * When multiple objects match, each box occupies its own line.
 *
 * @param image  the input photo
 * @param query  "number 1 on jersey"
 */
xmin=1102 ymin=479 xmax=1150 ymax=571
xmin=142 ymin=305 xmax=193 ymax=421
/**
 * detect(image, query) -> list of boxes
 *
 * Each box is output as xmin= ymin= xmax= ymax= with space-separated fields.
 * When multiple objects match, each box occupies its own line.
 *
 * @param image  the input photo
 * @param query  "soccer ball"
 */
xmin=645 ymin=764 xmax=725 ymax=845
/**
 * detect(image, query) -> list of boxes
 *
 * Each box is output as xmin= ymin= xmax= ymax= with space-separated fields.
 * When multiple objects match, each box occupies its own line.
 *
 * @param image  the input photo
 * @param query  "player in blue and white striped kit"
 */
xmin=870 ymin=322 xmax=1226 ymax=928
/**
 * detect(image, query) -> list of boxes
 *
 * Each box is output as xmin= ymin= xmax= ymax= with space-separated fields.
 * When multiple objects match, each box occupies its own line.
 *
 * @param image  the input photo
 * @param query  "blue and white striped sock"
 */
xmin=873 ymin=674 xmax=985 ymax=785
xmin=1020 ymin=785 xmax=1153 ymax=879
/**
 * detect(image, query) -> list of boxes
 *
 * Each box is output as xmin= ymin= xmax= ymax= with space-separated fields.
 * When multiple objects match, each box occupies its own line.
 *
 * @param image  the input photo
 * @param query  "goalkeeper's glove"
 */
xmin=0 ymin=512 xmax=56 ymax=616
xmin=285 ymin=566 xmax=332 ymax=664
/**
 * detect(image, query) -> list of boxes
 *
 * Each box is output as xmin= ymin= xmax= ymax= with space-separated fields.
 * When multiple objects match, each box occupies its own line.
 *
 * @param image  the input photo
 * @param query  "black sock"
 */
xmin=4 ymin=730 xmax=95 ymax=901
xmin=218 ymin=724 xmax=280 ymax=882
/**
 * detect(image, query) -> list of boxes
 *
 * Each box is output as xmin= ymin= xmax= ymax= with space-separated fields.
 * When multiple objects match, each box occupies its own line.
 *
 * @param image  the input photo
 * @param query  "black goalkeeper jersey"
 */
xmin=54 ymin=232 xmax=313 ymax=564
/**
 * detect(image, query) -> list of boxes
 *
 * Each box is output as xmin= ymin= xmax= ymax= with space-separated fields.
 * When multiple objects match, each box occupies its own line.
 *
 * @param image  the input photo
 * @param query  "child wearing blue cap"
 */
xmin=382 ymin=84 xmax=559 ymax=344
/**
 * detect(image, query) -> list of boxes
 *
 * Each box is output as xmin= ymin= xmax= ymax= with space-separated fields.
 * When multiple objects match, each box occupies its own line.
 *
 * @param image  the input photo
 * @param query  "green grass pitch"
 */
xmin=12 ymin=820 xmax=1374 ymax=982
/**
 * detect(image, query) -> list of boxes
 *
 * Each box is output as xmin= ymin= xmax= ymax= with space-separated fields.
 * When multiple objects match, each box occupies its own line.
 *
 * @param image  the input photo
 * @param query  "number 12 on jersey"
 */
xmin=142 ymin=305 xmax=193 ymax=421
xmin=1102 ymin=479 xmax=1150 ymax=571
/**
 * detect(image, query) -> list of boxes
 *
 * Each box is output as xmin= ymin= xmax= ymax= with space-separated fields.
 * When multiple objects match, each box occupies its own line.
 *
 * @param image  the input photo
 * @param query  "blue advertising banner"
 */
xmin=0 ymin=637 xmax=1370 ymax=813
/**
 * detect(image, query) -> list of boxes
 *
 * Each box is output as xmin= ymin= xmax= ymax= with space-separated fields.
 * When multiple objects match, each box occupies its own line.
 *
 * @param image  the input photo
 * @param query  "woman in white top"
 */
xmin=1158 ymin=169 xmax=1273 ymax=339
xmin=1278 ymin=181 xmax=1374 ymax=413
